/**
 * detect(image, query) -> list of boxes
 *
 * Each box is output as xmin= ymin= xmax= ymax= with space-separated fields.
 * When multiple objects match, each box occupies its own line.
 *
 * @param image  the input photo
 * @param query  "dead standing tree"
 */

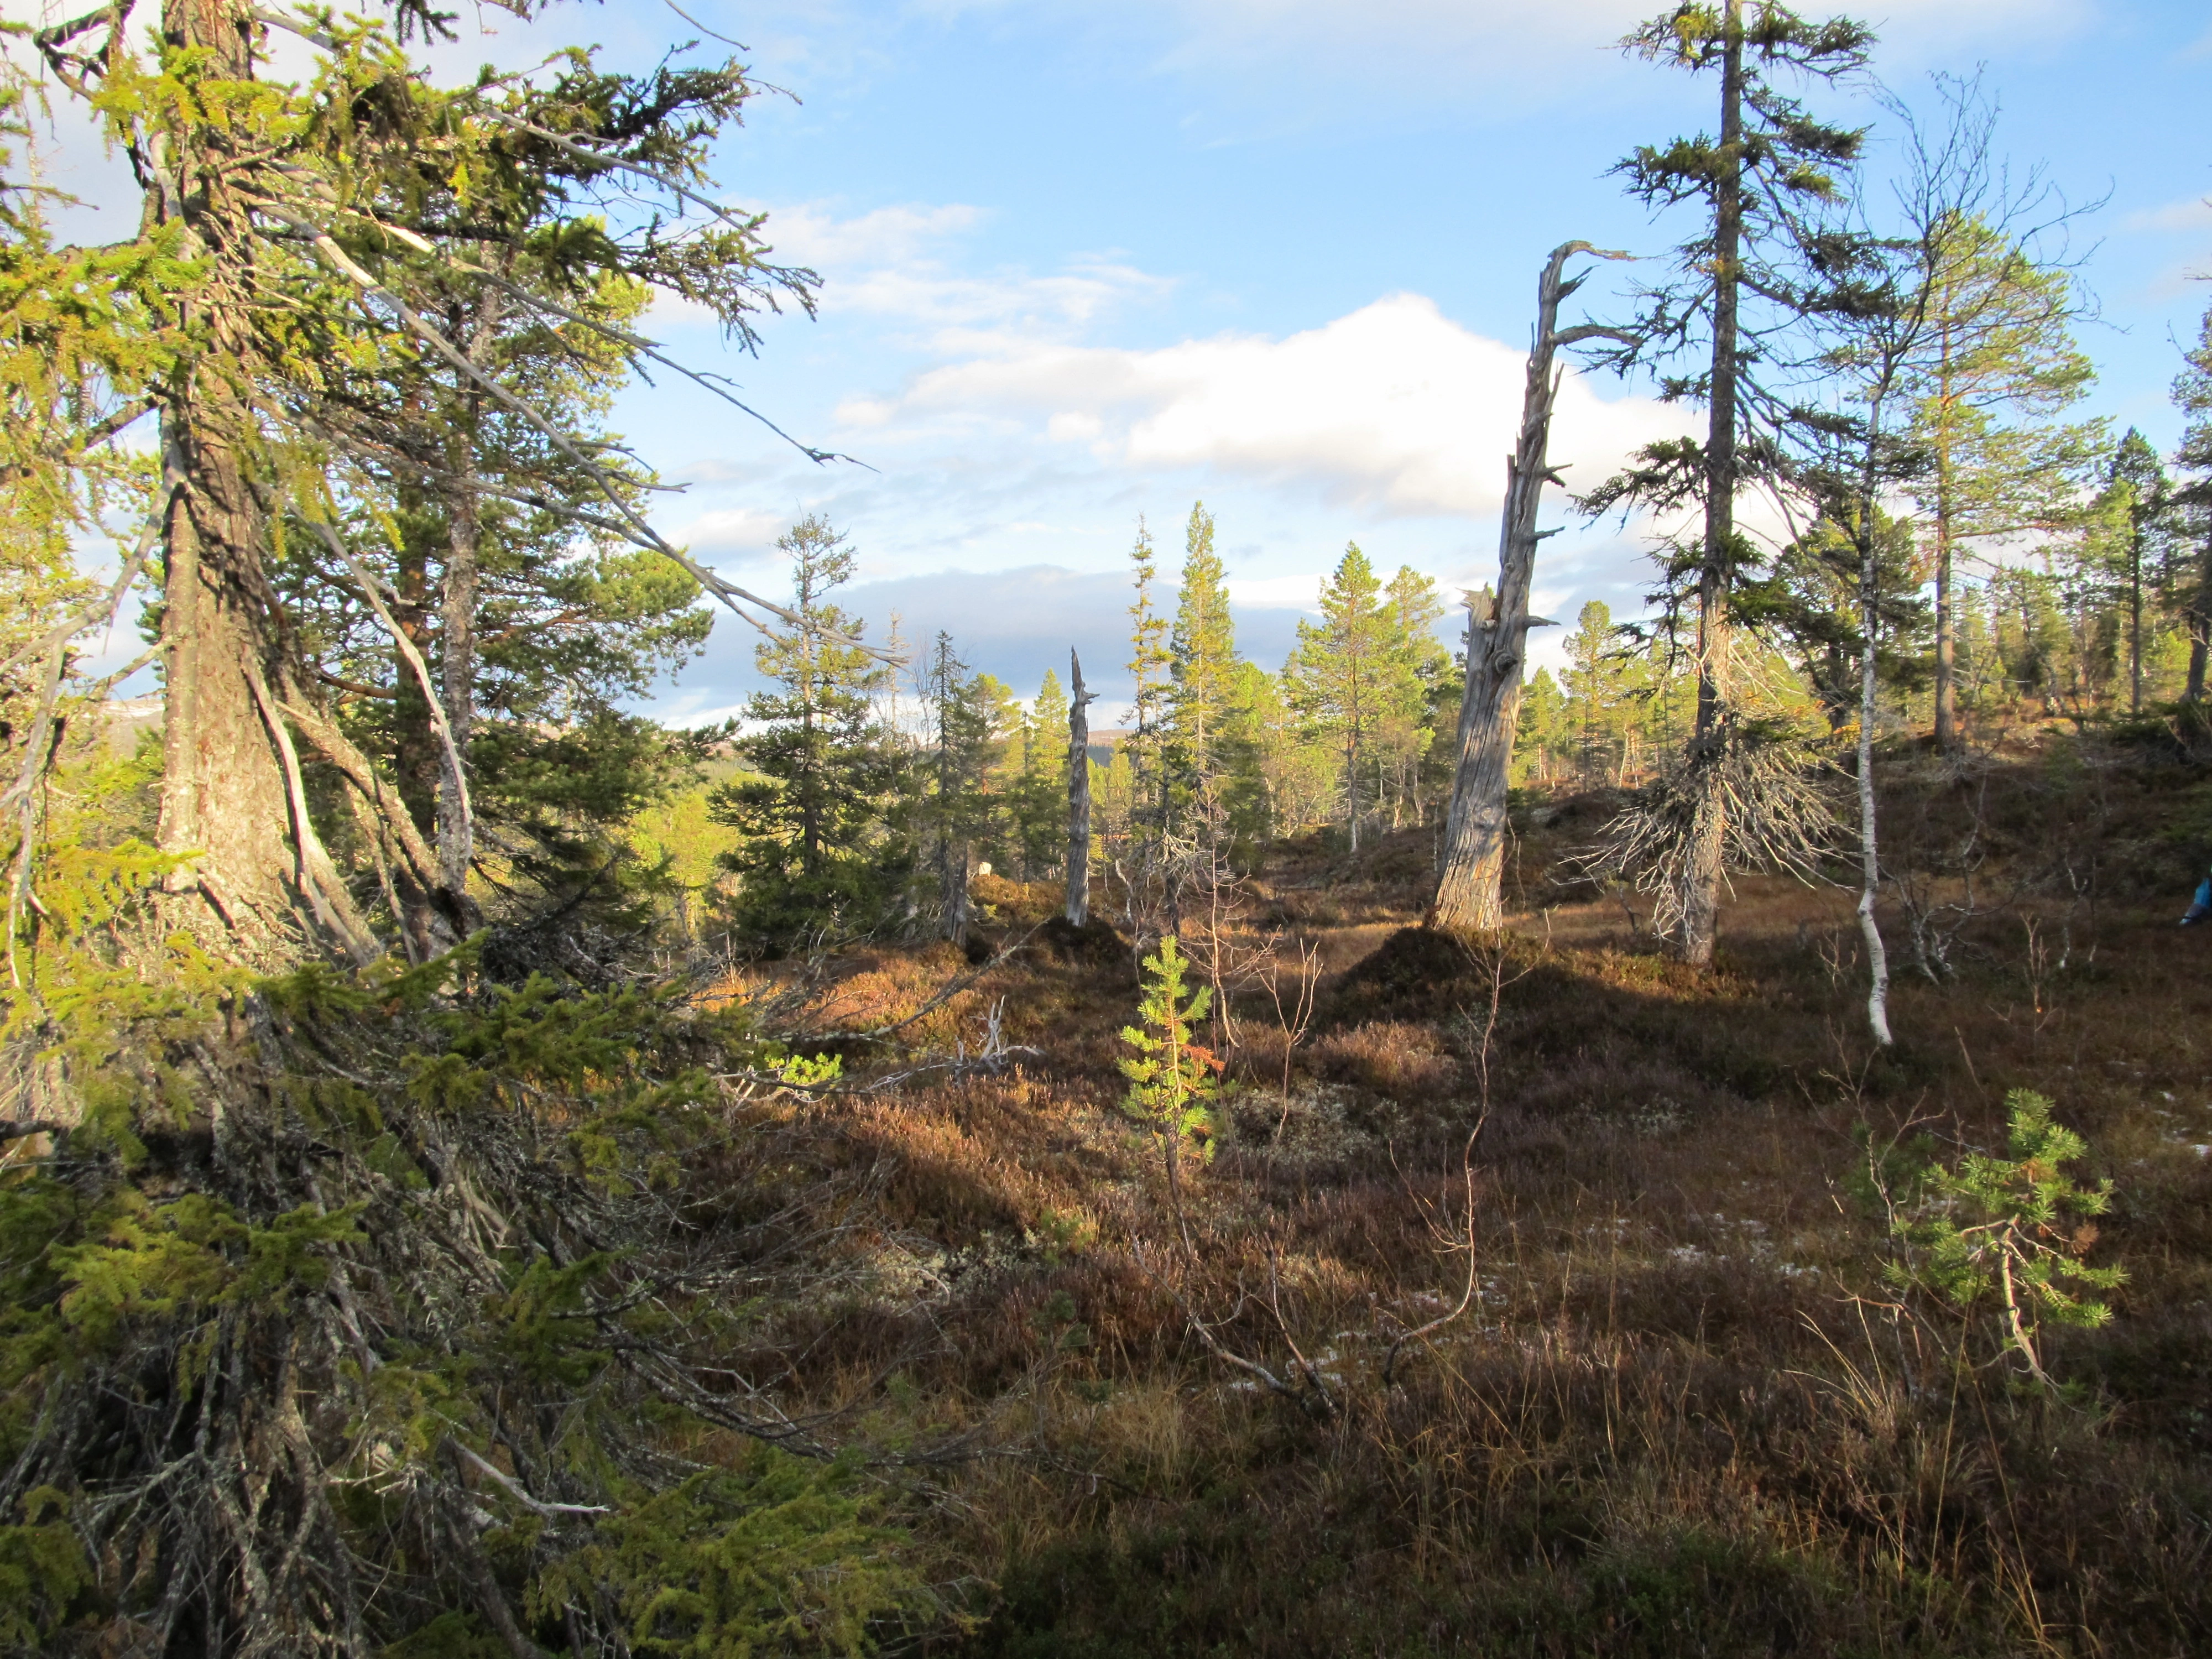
xmin=1066 ymin=648 xmax=1098 ymax=925
xmin=1432 ymin=242 xmax=1627 ymax=933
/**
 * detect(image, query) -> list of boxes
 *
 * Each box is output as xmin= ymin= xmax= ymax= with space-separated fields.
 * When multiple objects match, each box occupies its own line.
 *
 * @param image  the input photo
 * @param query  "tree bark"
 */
xmin=153 ymin=0 xmax=344 ymax=956
xmin=1066 ymin=649 xmax=1096 ymax=926
xmin=2130 ymin=519 xmax=2145 ymax=717
xmin=391 ymin=503 xmax=446 ymax=960
xmin=1933 ymin=322 xmax=1960 ymax=754
xmin=1933 ymin=519 xmax=1958 ymax=748
xmin=1431 ymin=242 xmax=1598 ymax=933
xmin=1855 ymin=518 xmax=1893 ymax=1047
xmin=1678 ymin=0 xmax=1746 ymax=969
xmin=436 ymin=287 xmax=499 ymax=915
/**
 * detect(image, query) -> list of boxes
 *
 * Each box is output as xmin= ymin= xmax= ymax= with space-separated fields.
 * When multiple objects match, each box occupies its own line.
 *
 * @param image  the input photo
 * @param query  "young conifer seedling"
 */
xmin=1867 ymin=1088 xmax=2125 ymax=1394
xmin=1118 ymin=936 xmax=1227 ymax=1254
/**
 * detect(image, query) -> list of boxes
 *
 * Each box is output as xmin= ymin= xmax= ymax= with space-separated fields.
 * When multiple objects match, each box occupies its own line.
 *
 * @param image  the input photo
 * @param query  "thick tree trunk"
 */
xmin=1432 ymin=242 xmax=1593 ymax=933
xmin=153 ymin=0 xmax=368 ymax=959
xmin=1066 ymin=649 xmax=1095 ymax=926
xmin=155 ymin=416 xmax=302 ymax=941
xmin=1678 ymin=0 xmax=1746 ymax=970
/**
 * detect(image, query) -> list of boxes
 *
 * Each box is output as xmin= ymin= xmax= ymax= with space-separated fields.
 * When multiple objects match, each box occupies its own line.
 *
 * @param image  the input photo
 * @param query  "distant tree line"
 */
xmin=707 ymin=502 xmax=1459 ymax=948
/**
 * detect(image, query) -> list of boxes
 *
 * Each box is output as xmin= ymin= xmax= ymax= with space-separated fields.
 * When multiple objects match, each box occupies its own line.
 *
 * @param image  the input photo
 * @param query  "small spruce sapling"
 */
xmin=1861 ymin=1089 xmax=2124 ymax=1392
xmin=1118 ymin=936 xmax=1227 ymax=1253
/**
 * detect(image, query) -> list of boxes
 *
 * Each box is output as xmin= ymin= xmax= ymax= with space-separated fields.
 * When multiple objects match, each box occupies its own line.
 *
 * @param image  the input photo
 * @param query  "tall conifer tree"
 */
xmin=2105 ymin=430 xmax=2170 ymax=716
xmin=1012 ymin=669 xmax=1072 ymax=877
xmin=1583 ymin=0 xmax=1871 ymax=965
xmin=2175 ymin=302 xmax=2212 ymax=700
xmin=711 ymin=518 xmax=901 ymax=943
xmin=1126 ymin=518 xmax=1172 ymax=841
xmin=1905 ymin=207 xmax=2099 ymax=746
xmin=20 ymin=0 xmax=832 ymax=961
xmin=1288 ymin=544 xmax=1390 ymax=851
xmin=1169 ymin=501 xmax=1238 ymax=830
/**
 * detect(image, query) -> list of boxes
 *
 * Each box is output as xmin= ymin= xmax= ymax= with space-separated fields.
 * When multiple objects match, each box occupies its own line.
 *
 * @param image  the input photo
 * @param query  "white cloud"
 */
xmin=672 ymin=506 xmax=790 ymax=557
xmin=757 ymin=200 xmax=991 ymax=267
xmin=1226 ymin=572 xmax=1323 ymax=609
xmin=918 ymin=0 xmax=2089 ymax=103
xmin=726 ymin=197 xmax=1173 ymax=336
xmin=863 ymin=292 xmax=1689 ymax=517
xmin=2125 ymin=195 xmax=2212 ymax=233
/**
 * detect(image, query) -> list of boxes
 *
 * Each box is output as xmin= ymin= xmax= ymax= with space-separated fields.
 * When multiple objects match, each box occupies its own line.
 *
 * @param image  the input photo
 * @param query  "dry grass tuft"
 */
xmin=1309 ymin=1019 xmax=1461 ymax=1099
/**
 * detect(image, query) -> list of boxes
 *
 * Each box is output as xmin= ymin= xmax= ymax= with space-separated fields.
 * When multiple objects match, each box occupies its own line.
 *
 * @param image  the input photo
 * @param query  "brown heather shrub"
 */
xmin=662 ymin=744 xmax=2212 ymax=1657
xmin=1310 ymin=1019 xmax=1460 ymax=1098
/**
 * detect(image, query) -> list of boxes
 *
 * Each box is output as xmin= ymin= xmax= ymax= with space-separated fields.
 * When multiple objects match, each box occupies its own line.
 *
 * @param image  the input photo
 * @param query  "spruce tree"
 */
xmin=19 ymin=1 xmax=831 ymax=962
xmin=917 ymin=633 xmax=1000 ymax=946
xmin=1583 ymin=0 xmax=1871 ymax=965
xmin=711 ymin=517 xmax=902 ymax=945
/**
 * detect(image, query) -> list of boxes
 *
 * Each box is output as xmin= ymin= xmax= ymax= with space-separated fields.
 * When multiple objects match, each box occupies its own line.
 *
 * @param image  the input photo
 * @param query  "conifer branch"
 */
xmin=296 ymin=515 xmax=476 ymax=899
xmin=252 ymin=203 xmax=901 ymax=660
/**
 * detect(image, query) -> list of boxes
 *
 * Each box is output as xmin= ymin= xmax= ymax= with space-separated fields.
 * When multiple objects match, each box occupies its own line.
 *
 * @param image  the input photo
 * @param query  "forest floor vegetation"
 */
xmin=731 ymin=735 xmax=2212 ymax=1657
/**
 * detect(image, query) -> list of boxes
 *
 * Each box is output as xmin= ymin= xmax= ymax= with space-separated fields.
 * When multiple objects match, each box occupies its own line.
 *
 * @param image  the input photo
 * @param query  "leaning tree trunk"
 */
xmin=1431 ymin=241 xmax=1612 ymax=932
xmin=1066 ymin=649 xmax=1097 ymax=926
xmin=153 ymin=0 xmax=368 ymax=962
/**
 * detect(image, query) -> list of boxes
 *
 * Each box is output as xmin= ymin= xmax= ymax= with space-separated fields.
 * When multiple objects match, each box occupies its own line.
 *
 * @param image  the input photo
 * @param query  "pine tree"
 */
xmin=1168 ymin=501 xmax=1239 ymax=833
xmin=1904 ymin=205 xmax=2100 ymax=745
xmin=2107 ymin=429 xmax=2171 ymax=716
xmin=1224 ymin=662 xmax=1330 ymax=846
xmin=1515 ymin=669 xmax=1570 ymax=786
xmin=1287 ymin=544 xmax=1392 ymax=851
xmin=1563 ymin=602 xmax=1623 ymax=786
xmin=1379 ymin=565 xmax=1448 ymax=827
xmin=711 ymin=518 xmax=901 ymax=945
xmin=1583 ymin=0 xmax=1872 ymax=965
xmin=2176 ymin=301 xmax=2212 ymax=700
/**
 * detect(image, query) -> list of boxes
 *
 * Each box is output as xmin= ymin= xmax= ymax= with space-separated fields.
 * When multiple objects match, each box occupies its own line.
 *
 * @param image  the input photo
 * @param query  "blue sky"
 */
xmin=23 ymin=0 xmax=2212 ymax=722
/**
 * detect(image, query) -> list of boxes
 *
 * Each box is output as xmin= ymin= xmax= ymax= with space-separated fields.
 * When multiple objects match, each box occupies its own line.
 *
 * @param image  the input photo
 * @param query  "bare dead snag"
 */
xmin=1066 ymin=648 xmax=1098 ymax=926
xmin=1432 ymin=242 xmax=1627 ymax=933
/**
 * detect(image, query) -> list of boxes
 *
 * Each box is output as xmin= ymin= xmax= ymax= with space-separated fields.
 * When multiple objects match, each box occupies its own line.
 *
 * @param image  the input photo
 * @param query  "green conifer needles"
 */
xmin=1117 ymin=938 xmax=1224 ymax=1239
xmin=1866 ymin=1089 xmax=2125 ymax=1391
